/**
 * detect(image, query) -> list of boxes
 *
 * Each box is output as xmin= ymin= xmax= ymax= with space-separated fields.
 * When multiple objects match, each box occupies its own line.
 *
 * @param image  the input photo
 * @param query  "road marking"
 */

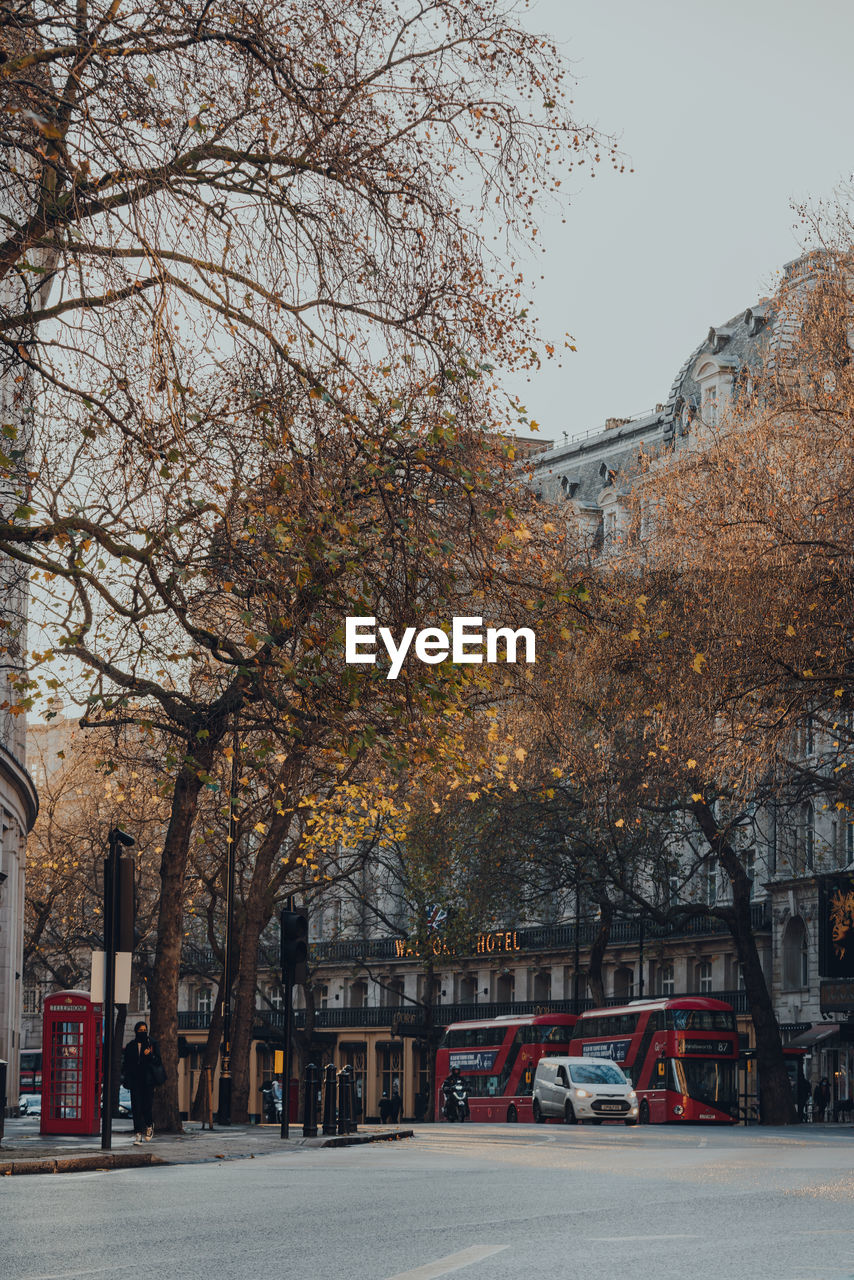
xmin=590 ymin=1234 xmax=700 ymax=1243
xmin=22 ymin=1268 xmax=135 ymax=1280
xmin=384 ymin=1245 xmax=509 ymax=1279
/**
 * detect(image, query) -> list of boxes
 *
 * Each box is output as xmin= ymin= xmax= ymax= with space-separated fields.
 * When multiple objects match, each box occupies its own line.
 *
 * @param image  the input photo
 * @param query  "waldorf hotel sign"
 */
xmin=393 ymin=929 xmax=522 ymax=959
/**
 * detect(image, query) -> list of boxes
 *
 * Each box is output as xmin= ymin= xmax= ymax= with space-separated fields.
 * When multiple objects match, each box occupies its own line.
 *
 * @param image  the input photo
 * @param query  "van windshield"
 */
xmin=569 ymin=1063 xmax=626 ymax=1086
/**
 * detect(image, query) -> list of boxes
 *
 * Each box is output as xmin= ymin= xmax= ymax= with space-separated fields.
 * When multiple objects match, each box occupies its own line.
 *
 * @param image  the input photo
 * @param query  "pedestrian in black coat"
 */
xmin=122 ymin=1021 xmax=164 ymax=1144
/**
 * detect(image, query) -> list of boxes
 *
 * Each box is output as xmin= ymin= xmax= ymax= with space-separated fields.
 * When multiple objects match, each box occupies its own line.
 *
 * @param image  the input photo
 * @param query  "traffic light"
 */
xmin=116 ymin=856 xmax=135 ymax=953
xmin=280 ymin=908 xmax=308 ymax=985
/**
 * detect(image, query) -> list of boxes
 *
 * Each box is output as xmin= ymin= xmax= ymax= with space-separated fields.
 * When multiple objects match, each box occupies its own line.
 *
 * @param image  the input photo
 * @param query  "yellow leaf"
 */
xmin=692 ymin=653 xmax=706 ymax=673
xmin=786 ymin=625 xmax=796 ymax=637
xmin=514 ymin=747 xmax=527 ymax=762
xmin=687 ymin=758 xmax=697 ymax=769
xmin=835 ymin=689 xmax=844 ymax=697
xmin=615 ymin=818 xmax=625 ymax=828
xmin=692 ymin=793 xmax=703 ymax=802
xmin=254 ymin=822 xmax=267 ymax=834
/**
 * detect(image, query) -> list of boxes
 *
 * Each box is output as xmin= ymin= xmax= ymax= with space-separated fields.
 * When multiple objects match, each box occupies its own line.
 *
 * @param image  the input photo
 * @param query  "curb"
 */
xmin=1 ymin=1151 xmax=163 ymax=1177
xmin=0 ymin=1128 xmax=413 ymax=1175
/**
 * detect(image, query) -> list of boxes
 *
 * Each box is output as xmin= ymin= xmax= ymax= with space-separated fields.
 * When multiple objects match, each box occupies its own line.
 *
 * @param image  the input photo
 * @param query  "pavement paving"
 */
xmin=0 ymin=1116 xmax=414 ymax=1175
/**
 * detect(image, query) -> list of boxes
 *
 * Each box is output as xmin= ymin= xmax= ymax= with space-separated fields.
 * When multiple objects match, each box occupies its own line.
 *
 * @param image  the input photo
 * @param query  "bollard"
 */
xmin=337 ymin=1067 xmax=350 ymax=1136
xmin=302 ymin=1062 xmax=319 ymax=1138
xmin=322 ymin=1063 xmax=337 ymax=1136
xmin=346 ymin=1067 xmax=357 ymax=1133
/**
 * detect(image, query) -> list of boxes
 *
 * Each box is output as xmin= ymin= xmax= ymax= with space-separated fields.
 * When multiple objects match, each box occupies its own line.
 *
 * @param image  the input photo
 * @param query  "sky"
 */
xmin=507 ymin=0 xmax=854 ymax=444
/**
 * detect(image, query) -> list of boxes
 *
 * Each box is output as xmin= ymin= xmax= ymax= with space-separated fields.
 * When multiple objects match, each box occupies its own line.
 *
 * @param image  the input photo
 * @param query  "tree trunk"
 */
xmin=586 ymin=898 xmax=613 ymax=1007
xmin=190 ymin=975 xmax=225 ymax=1121
xmin=151 ymin=746 xmax=213 ymax=1132
xmin=693 ymin=800 xmax=795 ymax=1125
xmin=229 ymin=814 xmax=291 ymax=1122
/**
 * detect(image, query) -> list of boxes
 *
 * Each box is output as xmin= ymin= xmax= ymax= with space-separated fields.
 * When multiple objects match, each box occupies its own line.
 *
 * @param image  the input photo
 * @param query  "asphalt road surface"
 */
xmin=5 ymin=1124 xmax=854 ymax=1280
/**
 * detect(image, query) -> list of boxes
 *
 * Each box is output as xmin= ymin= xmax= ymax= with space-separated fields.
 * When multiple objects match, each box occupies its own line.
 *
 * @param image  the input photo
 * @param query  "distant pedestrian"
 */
xmin=391 ymin=1080 xmax=403 ymax=1123
xmin=796 ymin=1067 xmax=810 ymax=1122
xmin=379 ymin=1091 xmax=392 ymax=1123
xmin=121 ymin=1021 xmax=165 ymax=1144
xmin=414 ymin=1088 xmax=429 ymax=1123
xmin=812 ymin=1077 xmax=830 ymax=1123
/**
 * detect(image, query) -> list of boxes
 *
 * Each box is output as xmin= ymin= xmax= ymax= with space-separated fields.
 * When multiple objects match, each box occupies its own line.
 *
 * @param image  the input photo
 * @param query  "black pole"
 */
xmin=280 ymin=895 xmax=294 ymax=1139
xmin=217 ymin=717 xmax=240 ymax=1125
xmin=302 ymin=1062 xmax=318 ymax=1138
xmin=638 ymin=916 xmax=645 ymax=999
xmin=573 ymin=882 xmax=581 ymax=1013
xmin=101 ymin=831 xmax=119 ymax=1151
xmin=322 ymin=1063 xmax=337 ymax=1135
xmin=337 ymin=1068 xmax=349 ymax=1135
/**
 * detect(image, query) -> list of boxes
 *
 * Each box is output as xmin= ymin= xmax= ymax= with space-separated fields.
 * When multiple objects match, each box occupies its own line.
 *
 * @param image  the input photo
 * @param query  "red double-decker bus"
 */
xmin=435 ymin=1012 xmax=577 ymax=1123
xmin=569 ymin=997 xmax=739 ymax=1124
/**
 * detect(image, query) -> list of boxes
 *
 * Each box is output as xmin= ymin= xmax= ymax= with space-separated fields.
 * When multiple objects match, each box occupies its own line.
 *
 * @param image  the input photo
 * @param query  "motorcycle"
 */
xmin=443 ymin=1078 xmax=470 ymax=1122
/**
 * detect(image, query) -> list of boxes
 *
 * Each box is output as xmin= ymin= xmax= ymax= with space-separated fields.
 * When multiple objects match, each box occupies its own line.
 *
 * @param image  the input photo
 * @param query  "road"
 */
xmin=5 ymin=1123 xmax=854 ymax=1280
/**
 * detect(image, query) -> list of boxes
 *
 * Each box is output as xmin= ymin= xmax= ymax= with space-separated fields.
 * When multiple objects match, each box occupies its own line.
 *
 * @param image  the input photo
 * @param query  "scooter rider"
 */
xmin=442 ymin=1066 xmax=467 ymax=1119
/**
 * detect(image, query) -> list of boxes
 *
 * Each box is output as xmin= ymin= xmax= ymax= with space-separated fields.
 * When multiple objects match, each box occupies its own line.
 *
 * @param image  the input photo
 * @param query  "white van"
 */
xmin=532 ymin=1056 xmax=638 ymax=1125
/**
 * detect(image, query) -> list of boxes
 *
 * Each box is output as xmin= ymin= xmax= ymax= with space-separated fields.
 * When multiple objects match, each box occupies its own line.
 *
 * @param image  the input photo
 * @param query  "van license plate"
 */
xmin=599 ymin=1104 xmax=623 ymax=1111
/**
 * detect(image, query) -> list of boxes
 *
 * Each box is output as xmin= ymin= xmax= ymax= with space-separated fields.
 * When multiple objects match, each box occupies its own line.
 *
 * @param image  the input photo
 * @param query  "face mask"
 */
xmin=136 ymin=1030 xmax=148 ymax=1043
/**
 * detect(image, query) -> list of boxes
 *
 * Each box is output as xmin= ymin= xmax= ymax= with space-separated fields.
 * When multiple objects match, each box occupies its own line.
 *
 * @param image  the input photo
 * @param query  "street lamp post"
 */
xmin=216 ymin=718 xmax=240 ymax=1125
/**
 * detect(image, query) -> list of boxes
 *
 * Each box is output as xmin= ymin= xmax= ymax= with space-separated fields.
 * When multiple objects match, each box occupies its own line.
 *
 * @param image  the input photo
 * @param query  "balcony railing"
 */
xmin=177 ymin=987 xmax=754 ymax=1033
xmin=177 ymin=901 xmax=770 ymax=974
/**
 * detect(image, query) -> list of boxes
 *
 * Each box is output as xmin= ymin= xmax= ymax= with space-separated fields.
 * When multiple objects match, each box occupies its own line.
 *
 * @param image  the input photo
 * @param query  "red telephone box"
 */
xmin=41 ymin=991 xmax=103 ymax=1135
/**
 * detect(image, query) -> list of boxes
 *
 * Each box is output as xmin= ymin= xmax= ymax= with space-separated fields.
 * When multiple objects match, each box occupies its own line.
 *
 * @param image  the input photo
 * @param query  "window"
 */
xmin=782 ymin=916 xmax=809 ymax=990
xmin=384 ymin=977 xmax=405 ymax=1007
xmin=195 ymin=986 xmax=213 ymax=1015
xmin=22 ymin=981 xmax=40 ymax=1015
xmin=496 ymin=972 xmax=515 ymax=1004
xmin=656 ymin=963 xmax=674 ymax=997
xmin=705 ymin=859 xmax=717 ymax=906
xmin=696 ymin=960 xmax=713 ymax=994
xmin=348 ymin=980 xmax=368 ymax=1009
xmin=743 ymin=849 xmax=755 ymax=899
xmin=846 ymin=820 xmax=854 ymax=866
xmin=805 ymin=716 xmax=815 ymax=757
xmin=319 ymin=984 xmax=329 ymax=1010
xmin=266 ymin=984 xmax=284 ymax=1012
xmin=533 ymin=970 xmax=551 ymax=1002
xmin=703 ymin=384 xmax=718 ymax=426
xmin=613 ymin=966 xmax=634 ymax=1001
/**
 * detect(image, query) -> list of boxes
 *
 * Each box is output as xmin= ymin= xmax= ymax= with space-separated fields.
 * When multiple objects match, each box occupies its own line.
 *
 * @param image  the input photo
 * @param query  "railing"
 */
xmin=308 ymin=901 xmax=771 ymax=966
xmin=178 ymin=987 xmax=753 ymax=1033
xmin=177 ymin=902 xmax=771 ymax=973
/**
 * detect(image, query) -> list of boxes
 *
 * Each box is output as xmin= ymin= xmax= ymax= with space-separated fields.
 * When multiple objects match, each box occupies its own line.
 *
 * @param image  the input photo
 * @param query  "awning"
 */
xmin=786 ymin=1023 xmax=840 ymax=1049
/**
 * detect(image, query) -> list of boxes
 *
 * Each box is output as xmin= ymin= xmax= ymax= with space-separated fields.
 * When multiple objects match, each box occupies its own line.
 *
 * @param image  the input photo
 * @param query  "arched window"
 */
xmin=496 ymin=972 xmax=515 ymax=1004
xmin=613 ymin=966 xmax=634 ymax=1000
xmin=782 ymin=916 xmax=809 ymax=990
xmin=533 ymin=969 xmax=552 ymax=1002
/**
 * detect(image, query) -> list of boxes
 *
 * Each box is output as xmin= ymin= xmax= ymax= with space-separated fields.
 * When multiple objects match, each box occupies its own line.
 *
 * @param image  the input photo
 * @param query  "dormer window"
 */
xmin=703 ymin=383 xmax=718 ymax=426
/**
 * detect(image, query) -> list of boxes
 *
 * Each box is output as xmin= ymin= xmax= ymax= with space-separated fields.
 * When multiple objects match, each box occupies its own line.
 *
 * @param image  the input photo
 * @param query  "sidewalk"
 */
xmin=0 ymin=1117 xmax=414 ymax=1176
